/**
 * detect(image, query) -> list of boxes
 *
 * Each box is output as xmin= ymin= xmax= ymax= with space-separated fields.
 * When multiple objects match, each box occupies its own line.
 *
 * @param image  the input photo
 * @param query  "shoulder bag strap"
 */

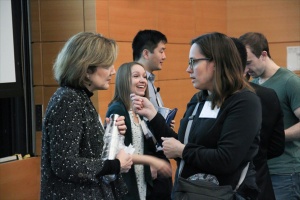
xmin=178 ymin=103 xmax=200 ymax=176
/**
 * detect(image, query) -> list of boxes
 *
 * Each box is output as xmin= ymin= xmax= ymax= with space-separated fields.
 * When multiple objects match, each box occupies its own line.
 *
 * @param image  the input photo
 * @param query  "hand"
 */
xmin=150 ymin=165 xmax=158 ymax=180
xmin=131 ymin=154 xmax=171 ymax=178
xmin=105 ymin=116 xmax=127 ymax=135
xmin=170 ymin=120 xmax=175 ymax=129
xmin=162 ymin=137 xmax=185 ymax=159
xmin=130 ymin=93 xmax=157 ymax=120
xmin=150 ymin=157 xmax=172 ymax=178
xmin=116 ymin=149 xmax=132 ymax=173
xmin=115 ymin=116 xmax=127 ymax=135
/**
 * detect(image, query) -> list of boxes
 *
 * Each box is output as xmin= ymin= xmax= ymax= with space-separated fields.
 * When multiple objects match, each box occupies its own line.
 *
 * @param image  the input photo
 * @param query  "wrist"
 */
xmin=178 ymin=144 xmax=185 ymax=158
xmin=147 ymin=111 xmax=157 ymax=121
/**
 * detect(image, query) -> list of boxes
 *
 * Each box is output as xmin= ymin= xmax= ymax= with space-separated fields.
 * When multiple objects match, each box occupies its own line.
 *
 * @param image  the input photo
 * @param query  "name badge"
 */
xmin=199 ymin=101 xmax=220 ymax=118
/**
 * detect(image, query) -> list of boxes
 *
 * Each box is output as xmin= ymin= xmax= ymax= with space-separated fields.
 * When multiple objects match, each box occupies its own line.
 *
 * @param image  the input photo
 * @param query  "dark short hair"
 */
xmin=231 ymin=37 xmax=250 ymax=80
xmin=239 ymin=32 xmax=271 ymax=59
xmin=132 ymin=30 xmax=167 ymax=61
xmin=231 ymin=37 xmax=247 ymax=69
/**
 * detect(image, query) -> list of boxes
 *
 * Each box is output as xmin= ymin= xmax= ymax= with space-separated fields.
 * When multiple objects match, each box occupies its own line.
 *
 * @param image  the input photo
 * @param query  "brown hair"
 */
xmin=110 ymin=62 xmax=149 ymax=110
xmin=191 ymin=32 xmax=254 ymax=108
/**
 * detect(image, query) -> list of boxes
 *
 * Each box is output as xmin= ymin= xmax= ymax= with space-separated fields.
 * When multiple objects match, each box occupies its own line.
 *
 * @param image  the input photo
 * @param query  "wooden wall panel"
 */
xmin=32 ymin=43 xmax=43 ymax=85
xmin=42 ymin=42 xmax=64 ymax=85
xmin=102 ymin=0 xmax=228 ymax=42
xmin=108 ymin=1 xmax=157 ymax=41
xmin=84 ymin=0 xmax=96 ymax=32
xmin=30 ymin=0 xmax=41 ymax=42
xmin=227 ymin=0 xmax=300 ymax=77
xmin=157 ymin=1 xmax=196 ymax=44
xmin=0 ymin=158 xmax=41 ymax=200
xmin=158 ymin=43 xmax=191 ymax=80
xmin=227 ymin=0 xmax=300 ymax=42
xmin=269 ymin=42 xmax=300 ymax=68
xmin=40 ymin=0 xmax=84 ymax=41
xmin=113 ymin=42 xmax=133 ymax=81
xmin=34 ymin=87 xmax=44 ymax=108
xmin=195 ymin=0 xmax=227 ymax=36
xmin=95 ymin=0 xmax=109 ymax=36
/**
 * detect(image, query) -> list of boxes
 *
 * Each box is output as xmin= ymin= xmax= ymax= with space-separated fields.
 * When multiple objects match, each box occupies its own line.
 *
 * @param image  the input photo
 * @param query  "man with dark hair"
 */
xmin=239 ymin=32 xmax=300 ymax=200
xmin=132 ymin=30 xmax=172 ymax=200
xmin=232 ymin=37 xmax=285 ymax=200
xmin=132 ymin=29 xmax=167 ymax=110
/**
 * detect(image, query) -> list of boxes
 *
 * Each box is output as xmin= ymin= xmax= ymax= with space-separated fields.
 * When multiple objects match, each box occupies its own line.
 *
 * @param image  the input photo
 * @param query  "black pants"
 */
xmin=147 ymin=176 xmax=172 ymax=200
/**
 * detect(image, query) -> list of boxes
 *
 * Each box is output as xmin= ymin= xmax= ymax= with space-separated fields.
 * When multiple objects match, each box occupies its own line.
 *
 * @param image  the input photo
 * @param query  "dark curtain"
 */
xmin=0 ymin=0 xmax=33 ymax=158
xmin=0 ymin=97 xmax=27 ymax=157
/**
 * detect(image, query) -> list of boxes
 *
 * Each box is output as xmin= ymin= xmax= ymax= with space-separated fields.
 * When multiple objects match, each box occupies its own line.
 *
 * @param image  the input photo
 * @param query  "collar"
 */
xmin=83 ymin=87 xmax=94 ymax=97
xmin=147 ymin=71 xmax=155 ymax=82
xmin=62 ymin=84 xmax=94 ymax=98
xmin=197 ymin=90 xmax=211 ymax=102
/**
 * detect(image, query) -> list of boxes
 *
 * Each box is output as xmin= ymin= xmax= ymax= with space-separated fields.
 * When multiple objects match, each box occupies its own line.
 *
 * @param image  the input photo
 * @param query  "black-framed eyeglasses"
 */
xmin=188 ymin=58 xmax=210 ymax=70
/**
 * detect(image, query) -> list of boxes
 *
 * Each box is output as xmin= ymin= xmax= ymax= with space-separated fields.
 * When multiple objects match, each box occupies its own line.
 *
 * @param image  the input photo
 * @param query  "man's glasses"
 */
xmin=188 ymin=58 xmax=210 ymax=70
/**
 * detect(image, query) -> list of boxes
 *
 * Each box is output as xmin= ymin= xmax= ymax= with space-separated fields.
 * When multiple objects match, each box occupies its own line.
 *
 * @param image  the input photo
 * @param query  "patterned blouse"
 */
xmin=129 ymin=110 xmax=146 ymax=200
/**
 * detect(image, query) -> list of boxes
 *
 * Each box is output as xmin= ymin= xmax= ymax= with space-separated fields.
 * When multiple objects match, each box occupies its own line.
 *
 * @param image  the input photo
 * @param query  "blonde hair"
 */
xmin=53 ymin=32 xmax=118 ymax=88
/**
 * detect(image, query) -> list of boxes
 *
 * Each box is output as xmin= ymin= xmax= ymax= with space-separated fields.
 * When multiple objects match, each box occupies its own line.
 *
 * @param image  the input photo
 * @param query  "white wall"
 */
xmin=0 ymin=0 xmax=16 ymax=83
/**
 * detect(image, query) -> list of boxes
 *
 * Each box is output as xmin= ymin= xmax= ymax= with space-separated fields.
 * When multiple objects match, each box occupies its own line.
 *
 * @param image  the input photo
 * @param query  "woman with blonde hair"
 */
xmin=41 ymin=32 xmax=132 ymax=199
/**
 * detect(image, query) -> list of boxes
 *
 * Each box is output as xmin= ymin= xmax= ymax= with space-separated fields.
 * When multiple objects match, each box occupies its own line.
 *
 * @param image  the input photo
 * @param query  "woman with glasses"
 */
xmin=130 ymin=32 xmax=261 ymax=199
xmin=106 ymin=62 xmax=172 ymax=200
